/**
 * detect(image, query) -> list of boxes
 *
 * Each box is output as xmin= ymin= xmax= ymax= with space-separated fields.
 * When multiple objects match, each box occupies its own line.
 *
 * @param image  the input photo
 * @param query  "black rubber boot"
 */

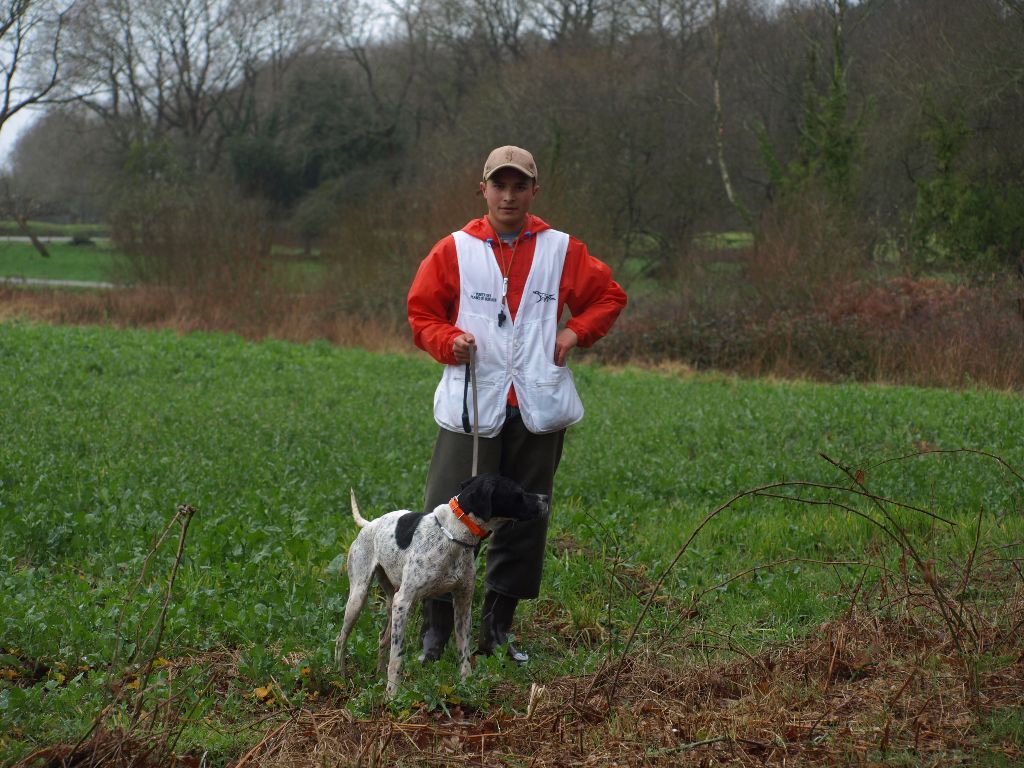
xmin=477 ymin=590 xmax=528 ymax=664
xmin=418 ymin=598 xmax=454 ymax=663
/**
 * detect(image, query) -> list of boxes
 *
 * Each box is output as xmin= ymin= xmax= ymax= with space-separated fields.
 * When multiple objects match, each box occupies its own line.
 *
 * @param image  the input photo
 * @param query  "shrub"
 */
xmin=110 ymin=176 xmax=272 ymax=295
xmin=749 ymin=194 xmax=867 ymax=311
xmin=318 ymin=174 xmax=478 ymax=331
xmin=910 ymin=111 xmax=1024 ymax=273
xmin=596 ymin=274 xmax=1024 ymax=389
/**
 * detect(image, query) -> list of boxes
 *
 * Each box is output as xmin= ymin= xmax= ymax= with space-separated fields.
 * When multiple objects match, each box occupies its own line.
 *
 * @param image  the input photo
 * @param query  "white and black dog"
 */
xmin=335 ymin=474 xmax=547 ymax=697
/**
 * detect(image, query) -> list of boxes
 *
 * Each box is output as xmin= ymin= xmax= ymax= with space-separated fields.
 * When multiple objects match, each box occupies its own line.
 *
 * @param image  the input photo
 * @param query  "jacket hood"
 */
xmin=462 ymin=214 xmax=551 ymax=242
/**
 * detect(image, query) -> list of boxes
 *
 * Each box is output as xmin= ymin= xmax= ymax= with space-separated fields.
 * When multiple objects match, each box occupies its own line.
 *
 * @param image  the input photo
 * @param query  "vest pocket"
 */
xmin=519 ymin=366 xmax=584 ymax=434
xmin=434 ymin=370 xmax=507 ymax=436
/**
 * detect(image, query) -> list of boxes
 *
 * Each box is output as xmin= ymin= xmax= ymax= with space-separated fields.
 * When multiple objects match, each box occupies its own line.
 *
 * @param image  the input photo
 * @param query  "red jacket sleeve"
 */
xmin=560 ymin=237 xmax=627 ymax=348
xmin=407 ymin=235 xmax=464 ymax=364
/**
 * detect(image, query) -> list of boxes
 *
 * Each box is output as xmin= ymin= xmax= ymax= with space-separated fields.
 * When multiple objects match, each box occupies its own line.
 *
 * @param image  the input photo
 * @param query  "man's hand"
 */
xmin=553 ymin=327 xmax=578 ymax=367
xmin=452 ymin=333 xmax=476 ymax=363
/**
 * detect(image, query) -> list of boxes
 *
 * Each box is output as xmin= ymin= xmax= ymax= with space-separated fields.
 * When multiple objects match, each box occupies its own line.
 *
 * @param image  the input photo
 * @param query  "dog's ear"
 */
xmin=457 ymin=474 xmax=498 ymax=521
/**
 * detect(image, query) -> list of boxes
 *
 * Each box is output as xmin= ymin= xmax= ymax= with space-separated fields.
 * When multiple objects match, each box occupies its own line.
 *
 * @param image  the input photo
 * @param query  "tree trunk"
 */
xmin=712 ymin=0 xmax=751 ymax=227
xmin=14 ymin=215 xmax=50 ymax=258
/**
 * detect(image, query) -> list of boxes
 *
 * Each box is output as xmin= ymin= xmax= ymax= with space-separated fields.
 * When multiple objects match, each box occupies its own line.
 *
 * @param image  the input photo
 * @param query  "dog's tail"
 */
xmin=350 ymin=488 xmax=371 ymax=528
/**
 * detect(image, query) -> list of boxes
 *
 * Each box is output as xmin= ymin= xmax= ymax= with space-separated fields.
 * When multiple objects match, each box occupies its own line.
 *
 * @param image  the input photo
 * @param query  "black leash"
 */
xmin=460 ymin=345 xmax=480 ymax=476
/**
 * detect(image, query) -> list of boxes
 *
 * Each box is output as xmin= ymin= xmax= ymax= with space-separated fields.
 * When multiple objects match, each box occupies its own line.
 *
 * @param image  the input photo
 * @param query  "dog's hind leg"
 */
xmin=335 ymin=541 xmax=376 ymax=681
xmin=452 ymin=586 xmax=474 ymax=682
xmin=376 ymin=569 xmax=395 ymax=675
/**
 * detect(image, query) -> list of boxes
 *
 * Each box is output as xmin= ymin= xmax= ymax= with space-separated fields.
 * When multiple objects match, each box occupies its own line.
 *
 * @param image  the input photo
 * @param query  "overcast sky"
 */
xmin=0 ymin=108 xmax=38 ymax=169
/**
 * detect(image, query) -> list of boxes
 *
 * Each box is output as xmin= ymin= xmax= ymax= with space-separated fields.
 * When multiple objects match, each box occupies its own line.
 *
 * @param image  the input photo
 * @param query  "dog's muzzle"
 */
xmin=531 ymin=493 xmax=551 ymax=519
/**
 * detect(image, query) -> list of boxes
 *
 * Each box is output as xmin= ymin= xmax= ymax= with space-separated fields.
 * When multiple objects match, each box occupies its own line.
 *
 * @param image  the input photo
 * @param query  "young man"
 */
xmin=407 ymin=145 xmax=626 ymax=663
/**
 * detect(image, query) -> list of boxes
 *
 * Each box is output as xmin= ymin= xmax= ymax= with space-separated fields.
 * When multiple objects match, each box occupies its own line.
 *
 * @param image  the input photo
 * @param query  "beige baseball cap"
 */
xmin=482 ymin=145 xmax=538 ymax=183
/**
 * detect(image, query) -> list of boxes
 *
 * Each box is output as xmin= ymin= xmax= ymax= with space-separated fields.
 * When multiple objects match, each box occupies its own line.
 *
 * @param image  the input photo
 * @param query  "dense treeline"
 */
xmin=4 ymin=0 xmax=1024 ymax=386
xmin=7 ymin=0 xmax=1021 ymax=265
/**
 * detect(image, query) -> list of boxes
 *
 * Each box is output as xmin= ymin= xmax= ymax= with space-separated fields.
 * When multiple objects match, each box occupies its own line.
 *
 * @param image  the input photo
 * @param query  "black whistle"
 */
xmin=498 ymin=310 xmax=506 ymax=327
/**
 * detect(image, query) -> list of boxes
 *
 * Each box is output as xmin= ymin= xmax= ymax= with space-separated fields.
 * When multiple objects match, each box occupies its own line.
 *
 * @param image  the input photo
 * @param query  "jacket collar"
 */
xmin=462 ymin=214 xmax=550 ymax=242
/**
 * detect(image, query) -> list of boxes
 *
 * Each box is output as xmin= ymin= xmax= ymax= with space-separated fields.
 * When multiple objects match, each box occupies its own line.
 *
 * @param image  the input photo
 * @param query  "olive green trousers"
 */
xmin=422 ymin=412 xmax=564 ymax=599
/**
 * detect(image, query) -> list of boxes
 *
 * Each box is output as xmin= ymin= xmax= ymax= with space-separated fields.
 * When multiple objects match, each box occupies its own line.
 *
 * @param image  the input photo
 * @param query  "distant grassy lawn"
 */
xmin=0 ymin=230 xmax=747 ymax=291
xmin=0 ymin=240 xmax=121 ymax=283
xmin=271 ymin=244 xmax=322 ymax=259
xmin=0 ymin=240 xmax=324 ymax=287
xmin=693 ymin=230 xmax=754 ymax=249
xmin=268 ymin=247 xmax=326 ymax=289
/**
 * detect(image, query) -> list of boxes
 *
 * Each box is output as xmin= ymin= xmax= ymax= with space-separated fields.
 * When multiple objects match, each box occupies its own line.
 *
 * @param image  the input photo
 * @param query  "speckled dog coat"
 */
xmin=334 ymin=474 xmax=547 ymax=697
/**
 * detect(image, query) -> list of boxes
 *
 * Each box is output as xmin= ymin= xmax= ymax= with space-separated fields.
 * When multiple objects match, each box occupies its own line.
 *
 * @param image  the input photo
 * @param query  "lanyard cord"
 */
xmin=493 ymin=229 xmax=520 ymax=319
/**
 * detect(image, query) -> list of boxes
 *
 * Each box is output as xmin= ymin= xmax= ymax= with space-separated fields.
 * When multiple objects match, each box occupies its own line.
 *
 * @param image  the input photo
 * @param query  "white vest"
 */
xmin=433 ymin=229 xmax=585 ymax=437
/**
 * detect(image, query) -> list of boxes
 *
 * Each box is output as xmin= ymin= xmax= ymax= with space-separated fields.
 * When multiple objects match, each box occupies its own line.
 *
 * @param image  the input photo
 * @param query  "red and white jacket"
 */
xmin=408 ymin=214 xmax=627 ymax=434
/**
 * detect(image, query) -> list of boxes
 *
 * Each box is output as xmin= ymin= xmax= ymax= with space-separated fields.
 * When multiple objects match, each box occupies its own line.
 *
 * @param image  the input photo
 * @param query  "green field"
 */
xmin=1 ymin=322 xmax=1022 ymax=764
xmin=0 ymin=241 xmax=121 ymax=284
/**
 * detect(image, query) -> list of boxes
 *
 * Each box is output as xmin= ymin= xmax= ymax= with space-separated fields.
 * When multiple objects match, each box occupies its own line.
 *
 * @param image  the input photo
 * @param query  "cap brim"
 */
xmin=483 ymin=163 xmax=536 ymax=181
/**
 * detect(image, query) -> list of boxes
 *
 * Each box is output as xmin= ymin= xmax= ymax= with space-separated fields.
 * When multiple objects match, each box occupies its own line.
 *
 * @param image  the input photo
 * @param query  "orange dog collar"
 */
xmin=448 ymin=496 xmax=490 ymax=540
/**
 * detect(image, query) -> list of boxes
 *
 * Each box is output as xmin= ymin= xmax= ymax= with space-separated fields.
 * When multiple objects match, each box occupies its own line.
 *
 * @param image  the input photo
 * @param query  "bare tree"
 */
xmin=1000 ymin=0 xmax=1024 ymax=22
xmin=710 ymin=0 xmax=748 ymax=223
xmin=469 ymin=0 xmax=528 ymax=57
xmin=0 ymin=172 xmax=52 ymax=254
xmin=0 ymin=0 xmax=71 ymax=134
xmin=0 ymin=1 xmax=74 ymax=254
xmin=536 ymin=0 xmax=600 ymax=43
xmin=61 ymin=0 xmax=323 ymax=170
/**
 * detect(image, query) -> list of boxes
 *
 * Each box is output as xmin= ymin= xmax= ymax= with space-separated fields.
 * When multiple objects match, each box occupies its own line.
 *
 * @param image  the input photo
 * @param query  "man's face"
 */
xmin=480 ymin=168 xmax=539 ymax=234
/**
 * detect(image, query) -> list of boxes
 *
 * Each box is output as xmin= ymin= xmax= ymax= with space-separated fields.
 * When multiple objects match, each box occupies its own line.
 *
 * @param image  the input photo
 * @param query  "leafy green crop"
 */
xmin=1 ymin=322 xmax=1021 ymax=764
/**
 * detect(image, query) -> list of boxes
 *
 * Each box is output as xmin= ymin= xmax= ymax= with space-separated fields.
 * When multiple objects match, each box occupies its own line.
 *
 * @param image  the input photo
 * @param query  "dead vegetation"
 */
xmin=22 ymin=591 xmax=1023 ymax=767
xmin=5 ymin=265 xmax=1024 ymax=392
xmin=0 ymin=286 xmax=409 ymax=353
xmin=254 ymin=592 xmax=1024 ymax=767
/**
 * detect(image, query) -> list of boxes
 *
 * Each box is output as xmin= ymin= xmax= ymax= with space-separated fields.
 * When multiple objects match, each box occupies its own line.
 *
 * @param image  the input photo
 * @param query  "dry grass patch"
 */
xmin=244 ymin=594 xmax=1024 ymax=767
xmin=0 ymin=287 xmax=407 ymax=353
xmin=16 ymin=569 xmax=1024 ymax=767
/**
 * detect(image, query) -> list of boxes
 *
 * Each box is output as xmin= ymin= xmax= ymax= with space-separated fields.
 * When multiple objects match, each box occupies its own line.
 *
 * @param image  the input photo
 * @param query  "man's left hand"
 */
xmin=553 ymin=327 xmax=578 ymax=367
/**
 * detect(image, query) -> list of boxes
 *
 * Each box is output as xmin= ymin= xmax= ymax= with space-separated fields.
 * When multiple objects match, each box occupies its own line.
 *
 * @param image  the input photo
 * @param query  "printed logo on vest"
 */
xmin=470 ymin=292 xmax=497 ymax=303
xmin=532 ymin=290 xmax=556 ymax=303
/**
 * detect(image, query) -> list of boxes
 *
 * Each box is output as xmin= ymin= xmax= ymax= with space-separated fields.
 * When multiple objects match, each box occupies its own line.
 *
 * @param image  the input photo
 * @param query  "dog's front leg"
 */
xmin=386 ymin=589 xmax=415 ymax=698
xmin=452 ymin=586 xmax=474 ymax=682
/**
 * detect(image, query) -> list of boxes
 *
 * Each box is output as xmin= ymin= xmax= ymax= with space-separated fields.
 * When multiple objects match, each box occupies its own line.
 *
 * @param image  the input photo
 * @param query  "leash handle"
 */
xmin=462 ymin=346 xmax=481 ymax=479
xmin=470 ymin=345 xmax=479 ymax=477
xmin=462 ymin=364 xmax=472 ymax=434
xmin=460 ymin=344 xmax=480 ymax=477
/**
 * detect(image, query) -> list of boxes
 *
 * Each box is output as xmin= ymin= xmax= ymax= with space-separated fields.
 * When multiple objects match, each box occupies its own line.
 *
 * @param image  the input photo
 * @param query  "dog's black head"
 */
xmin=457 ymin=474 xmax=548 ymax=524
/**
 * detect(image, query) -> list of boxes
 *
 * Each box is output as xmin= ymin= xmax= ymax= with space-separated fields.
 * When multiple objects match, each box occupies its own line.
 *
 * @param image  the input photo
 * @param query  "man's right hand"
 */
xmin=452 ymin=333 xmax=476 ymax=363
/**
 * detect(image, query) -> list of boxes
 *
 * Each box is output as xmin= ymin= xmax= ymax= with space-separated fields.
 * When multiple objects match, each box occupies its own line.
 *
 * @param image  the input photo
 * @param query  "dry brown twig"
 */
xmin=38 ymin=504 xmax=199 ymax=768
xmin=608 ymin=449 xmax=1022 ymax=708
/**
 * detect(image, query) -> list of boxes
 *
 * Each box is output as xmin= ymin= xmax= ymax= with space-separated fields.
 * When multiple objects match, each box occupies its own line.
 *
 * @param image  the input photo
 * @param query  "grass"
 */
xmin=693 ymin=230 xmax=755 ymax=249
xmin=0 ymin=240 xmax=326 ymax=289
xmin=0 ymin=241 xmax=120 ymax=283
xmin=977 ymin=709 xmax=1024 ymax=766
xmin=0 ymin=322 xmax=1022 ymax=765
